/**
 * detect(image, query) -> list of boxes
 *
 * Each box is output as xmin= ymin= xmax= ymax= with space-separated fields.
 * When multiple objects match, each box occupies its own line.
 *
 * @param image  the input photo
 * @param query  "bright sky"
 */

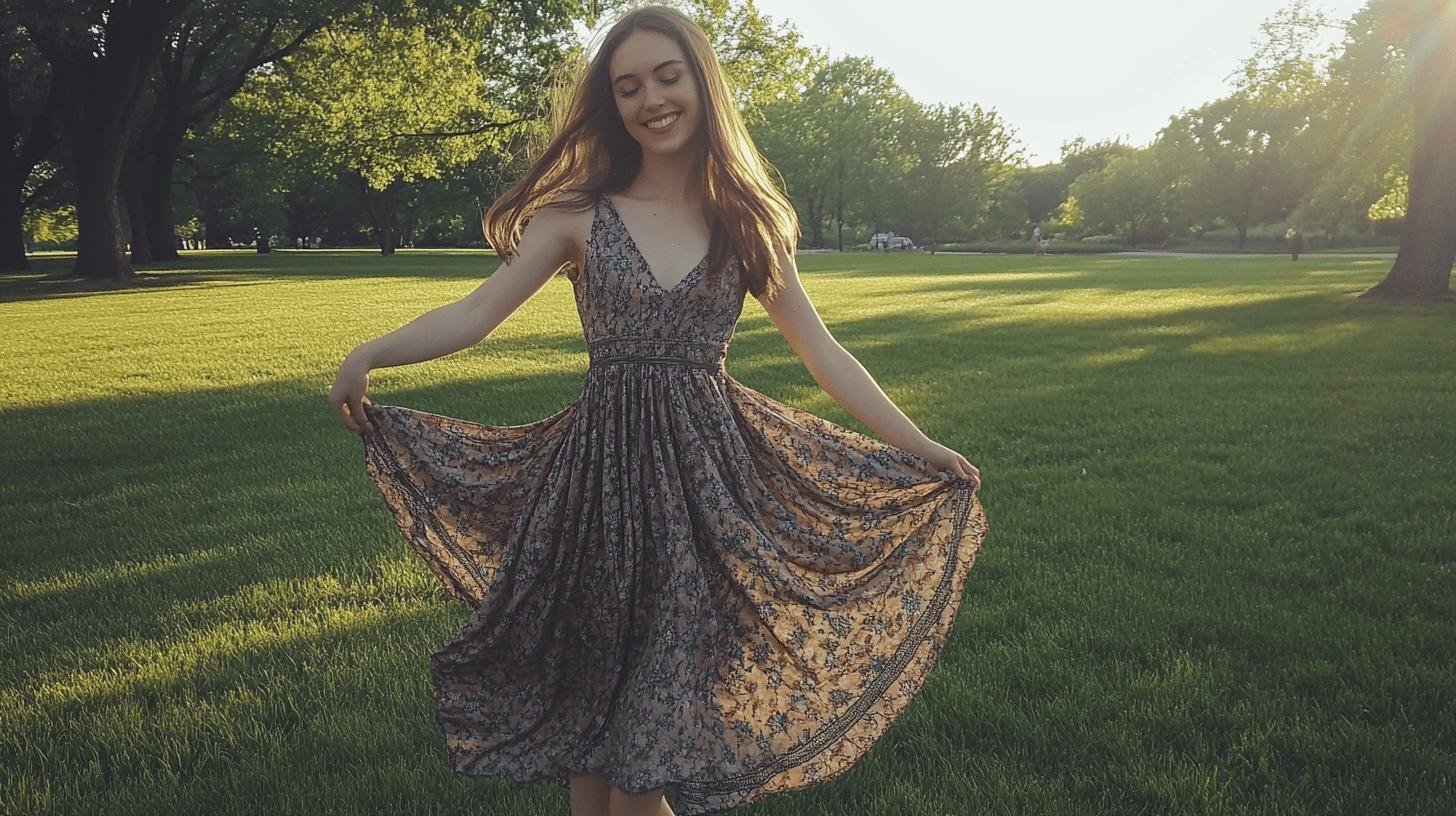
xmin=743 ymin=0 xmax=1369 ymax=165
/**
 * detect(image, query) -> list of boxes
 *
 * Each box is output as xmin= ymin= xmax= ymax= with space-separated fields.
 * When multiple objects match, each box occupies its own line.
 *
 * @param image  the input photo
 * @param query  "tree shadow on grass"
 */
xmin=0 ymin=250 xmax=515 ymax=303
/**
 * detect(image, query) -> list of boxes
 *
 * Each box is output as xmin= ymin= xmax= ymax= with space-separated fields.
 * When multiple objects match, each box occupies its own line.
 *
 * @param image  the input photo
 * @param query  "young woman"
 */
xmin=329 ymin=6 xmax=987 ymax=816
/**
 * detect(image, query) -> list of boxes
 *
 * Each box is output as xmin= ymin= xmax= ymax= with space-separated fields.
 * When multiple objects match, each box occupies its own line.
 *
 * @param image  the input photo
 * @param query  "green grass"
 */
xmin=2 ymin=249 xmax=1453 ymax=815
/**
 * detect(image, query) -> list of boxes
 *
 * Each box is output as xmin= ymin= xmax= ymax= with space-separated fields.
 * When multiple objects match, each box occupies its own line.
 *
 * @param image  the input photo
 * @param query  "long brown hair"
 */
xmin=481 ymin=4 xmax=798 ymax=299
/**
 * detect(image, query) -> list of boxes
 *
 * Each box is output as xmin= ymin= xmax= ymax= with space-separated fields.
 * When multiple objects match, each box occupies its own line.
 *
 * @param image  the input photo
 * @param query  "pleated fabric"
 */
xmin=358 ymin=192 xmax=988 ymax=814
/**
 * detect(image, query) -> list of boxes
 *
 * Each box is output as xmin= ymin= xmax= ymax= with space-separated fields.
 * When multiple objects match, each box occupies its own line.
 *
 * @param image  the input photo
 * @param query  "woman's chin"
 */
xmin=645 ymin=132 xmax=703 ymax=158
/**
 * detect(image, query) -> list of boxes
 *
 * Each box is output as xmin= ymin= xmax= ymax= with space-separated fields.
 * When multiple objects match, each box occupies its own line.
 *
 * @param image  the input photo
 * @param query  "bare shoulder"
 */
xmin=530 ymin=197 xmax=597 ymax=271
xmin=754 ymin=240 xmax=802 ymax=308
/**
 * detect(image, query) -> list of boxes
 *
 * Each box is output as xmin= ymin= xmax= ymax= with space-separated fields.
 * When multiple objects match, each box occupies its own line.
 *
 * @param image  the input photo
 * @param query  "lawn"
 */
xmin=2 ymin=249 xmax=1453 ymax=815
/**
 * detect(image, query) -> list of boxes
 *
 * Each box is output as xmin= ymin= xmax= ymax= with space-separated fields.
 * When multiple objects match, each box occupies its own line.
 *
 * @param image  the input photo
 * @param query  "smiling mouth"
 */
xmin=644 ymin=112 xmax=681 ymax=130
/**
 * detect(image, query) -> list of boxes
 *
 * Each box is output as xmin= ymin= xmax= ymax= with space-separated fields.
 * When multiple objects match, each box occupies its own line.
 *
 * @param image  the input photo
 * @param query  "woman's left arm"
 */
xmin=756 ymin=247 xmax=980 ymax=482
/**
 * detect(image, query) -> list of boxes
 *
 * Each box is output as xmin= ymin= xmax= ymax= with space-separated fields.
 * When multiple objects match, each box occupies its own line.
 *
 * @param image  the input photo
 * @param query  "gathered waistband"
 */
xmin=586 ymin=336 xmax=728 ymax=372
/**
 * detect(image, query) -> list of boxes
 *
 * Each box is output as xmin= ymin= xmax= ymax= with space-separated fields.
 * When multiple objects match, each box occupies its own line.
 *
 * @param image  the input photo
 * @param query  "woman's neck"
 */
xmin=626 ymin=145 xmax=705 ymax=209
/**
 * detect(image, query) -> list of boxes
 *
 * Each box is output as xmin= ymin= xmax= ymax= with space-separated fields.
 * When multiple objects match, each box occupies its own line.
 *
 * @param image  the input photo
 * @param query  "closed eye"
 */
xmin=620 ymin=75 xmax=680 ymax=98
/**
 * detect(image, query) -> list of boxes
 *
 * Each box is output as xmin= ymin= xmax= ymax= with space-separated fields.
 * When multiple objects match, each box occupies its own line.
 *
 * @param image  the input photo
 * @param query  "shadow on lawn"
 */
xmin=0 ymin=250 xmax=514 ymax=303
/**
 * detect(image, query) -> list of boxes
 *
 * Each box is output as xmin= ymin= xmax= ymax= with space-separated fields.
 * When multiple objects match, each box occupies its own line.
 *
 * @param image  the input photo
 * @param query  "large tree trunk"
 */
xmin=0 ymin=167 xmax=28 ymax=271
xmin=121 ymin=161 xmax=154 ymax=265
xmin=195 ymin=187 xmax=228 ymax=249
xmin=142 ymin=152 xmax=180 ymax=260
xmin=139 ymin=121 xmax=186 ymax=262
xmin=359 ymin=176 xmax=400 ymax=256
xmin=804 ymin=190 xmax=825 ymax=248
xmin=1362 ymin=0 xmax=1456 ymax=301
xmin=70 ymin=142 xmax=135 ymax=280
xmin=0 ymin=98 xmax=57 ymax=271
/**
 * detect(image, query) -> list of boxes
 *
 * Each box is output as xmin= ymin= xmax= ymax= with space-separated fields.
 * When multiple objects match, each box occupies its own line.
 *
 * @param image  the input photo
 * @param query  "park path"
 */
xmin=921 ymin=250 xmax=1397 ymax=259
xmin=1104 ymin=250 xmax=1397 ymax=259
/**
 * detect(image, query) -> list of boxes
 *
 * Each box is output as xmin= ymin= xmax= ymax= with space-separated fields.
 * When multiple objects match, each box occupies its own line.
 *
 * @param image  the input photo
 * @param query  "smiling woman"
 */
xmin=329 ymin=5 xmax=988 ymax=816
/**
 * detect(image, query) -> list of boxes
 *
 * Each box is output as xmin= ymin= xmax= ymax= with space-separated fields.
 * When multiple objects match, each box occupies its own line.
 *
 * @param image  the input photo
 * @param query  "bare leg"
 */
xmin=569 ymin=773 xmax=611 ymax=816
xmin=608 ymin=785 xmax=676 ymax=816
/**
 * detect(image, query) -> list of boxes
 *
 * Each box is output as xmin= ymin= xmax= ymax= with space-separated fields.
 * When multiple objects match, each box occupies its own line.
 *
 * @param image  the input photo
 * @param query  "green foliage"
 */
xmin=1047 ymin=194 xmax=1085 ymax=234
xmin=1069 ymin=151 xmax=1172 ymax=244
xmin=752 ymin=55 xmax=1019 ymax=246
xmin=1156 ymin=93 xmax=1301 ymax=243
xmin=1229 ymin=0 xmax=1337 ymax=103
xmin=22 ymin=204 xmax=77 ymax=245
xmin=1015 ymin=164 xmax=1069 ymax=225
xmin=1035 ymin=1 xmax=1418 ymax=246
xmin=1367 ymin=169 xmax=1407 ymax=224
xmin=1058 ymin=137 xmax=1137 ymax=184
xmin=1288 ymin=0 xmax=1411 ymax=238
xmin=752 ymin=56 xmax=911 ymax=246
xmin=683 ymin=0 xmax=826 ymax=125
xmin=233 ymin=9 xmax=507 ymax=189
xmin=884 ymin=101 xmax=1020 ymax=242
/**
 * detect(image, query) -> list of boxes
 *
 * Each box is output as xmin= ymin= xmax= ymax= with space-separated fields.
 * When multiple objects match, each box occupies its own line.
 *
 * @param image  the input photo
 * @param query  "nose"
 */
xmin=645 ymin=81 xmax=669 ymax=109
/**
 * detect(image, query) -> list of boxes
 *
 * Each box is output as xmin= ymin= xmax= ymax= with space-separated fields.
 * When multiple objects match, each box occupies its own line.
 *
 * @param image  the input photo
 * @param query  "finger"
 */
xmin=353 ymin=396 xmax=374 ymax=433
xmin=958 ymin=455 xmax=980 ymax=480
xmin=334 ymin=398 xmax=359 ymax=432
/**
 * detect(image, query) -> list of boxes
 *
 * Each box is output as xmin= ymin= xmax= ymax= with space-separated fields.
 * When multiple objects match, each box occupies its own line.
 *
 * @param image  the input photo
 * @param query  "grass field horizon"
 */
xmin=3 ymin=250 xmax=1453 ymax=814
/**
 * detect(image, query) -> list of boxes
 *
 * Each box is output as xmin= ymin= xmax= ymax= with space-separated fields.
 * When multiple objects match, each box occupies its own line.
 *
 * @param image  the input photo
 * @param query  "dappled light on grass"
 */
xmin=1187 ymin=322 xmax=1364 ymax=356
xmin=1080 ymin=346 xmax=1155 ymax=367
xmin=20 ymin=594 xmax=421 ymax=709
xmin=0 ymin=270 xmax=587 ymax=408
xmin=5 ymin=546 xmax=240 ymax=602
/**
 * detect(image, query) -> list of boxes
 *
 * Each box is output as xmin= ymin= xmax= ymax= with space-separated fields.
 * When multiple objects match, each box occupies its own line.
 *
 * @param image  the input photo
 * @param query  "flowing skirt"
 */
xmin=359 ymin=364 xmax=987 ymax=814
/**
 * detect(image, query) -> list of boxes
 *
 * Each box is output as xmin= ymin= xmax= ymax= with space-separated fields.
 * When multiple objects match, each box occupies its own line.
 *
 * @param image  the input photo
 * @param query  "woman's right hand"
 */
xmin=330 ymin=353 xmax=376 ymax=434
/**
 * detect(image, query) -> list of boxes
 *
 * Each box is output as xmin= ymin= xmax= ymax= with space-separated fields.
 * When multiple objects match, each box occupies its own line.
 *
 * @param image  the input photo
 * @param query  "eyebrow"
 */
xmin=613 ymin=59 xmax=684 ymax=84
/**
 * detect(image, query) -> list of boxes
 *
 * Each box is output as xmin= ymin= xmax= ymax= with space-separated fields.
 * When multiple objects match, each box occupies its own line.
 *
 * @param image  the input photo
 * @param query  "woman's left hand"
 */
xmin=917 ymin=439 xmax=981 ymax=484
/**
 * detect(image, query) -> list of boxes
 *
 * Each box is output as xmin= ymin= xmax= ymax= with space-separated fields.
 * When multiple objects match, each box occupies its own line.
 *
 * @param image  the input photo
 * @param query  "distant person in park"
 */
xmin=1286 ymin=228 xmax=1305 ymax=261
xmin=328 ymin=6 xmax=986 ymax=816
xmin=1031 ymin=224 xmax=1042 ymax=255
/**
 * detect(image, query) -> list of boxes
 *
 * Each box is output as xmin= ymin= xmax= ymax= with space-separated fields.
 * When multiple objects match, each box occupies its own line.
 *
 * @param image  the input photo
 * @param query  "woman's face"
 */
xmin=608 ymin=29 xmax=703 ymax=157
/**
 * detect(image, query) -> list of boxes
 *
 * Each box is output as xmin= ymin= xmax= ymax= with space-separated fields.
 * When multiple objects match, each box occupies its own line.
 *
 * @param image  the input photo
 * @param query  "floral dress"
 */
xmin=358 ymin=192 xmax=988 ymax=814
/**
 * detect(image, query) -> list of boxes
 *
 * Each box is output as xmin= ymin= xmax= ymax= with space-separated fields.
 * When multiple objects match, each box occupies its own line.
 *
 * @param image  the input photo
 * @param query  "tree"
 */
xmin=1070 ymin=150 xmax=1170 ymax=245
xmin=886 ymin=101 xmax=1018 ymax=244
xmin=753 ymin=57 xmax=909 ymax=248
xmin=231 ymin=2 xmax=578 ymax=255
xmin=19 ymin=0 xmax=196 ymax=280
xmin=1361 ymin=0 xmax=1455 ymax=300
xmin=1016 ymin=164 xmax=1069 ymax=227
xmin=684 ymin=0 xmax=821 ymax=126
xmin=0 ymin=11 xmax=60 ymax=270
xmin=1158 ymin=95 xmax=1301 ymax=247
xmin=119 ymin=1 xmax=331 ymax=264
xmin=1058 ymin=137 xmax=1137 ymax=184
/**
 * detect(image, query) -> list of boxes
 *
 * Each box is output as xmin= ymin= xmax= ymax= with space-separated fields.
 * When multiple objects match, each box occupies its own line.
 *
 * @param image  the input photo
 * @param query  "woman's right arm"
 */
xmin=330 ymin=205 xmax=578 ymax=432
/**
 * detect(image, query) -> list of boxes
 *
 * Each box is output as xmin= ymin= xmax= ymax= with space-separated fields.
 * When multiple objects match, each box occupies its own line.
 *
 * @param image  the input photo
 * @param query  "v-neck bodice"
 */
xmin=574 ymin=193 xmax=748 ymax=362
xmin=601 ymin=194 xmax=711 ymax=294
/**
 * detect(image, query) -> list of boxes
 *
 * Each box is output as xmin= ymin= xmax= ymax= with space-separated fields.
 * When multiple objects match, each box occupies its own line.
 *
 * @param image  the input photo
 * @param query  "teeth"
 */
xmin=645 ymin=112 xmax=679 ymax=130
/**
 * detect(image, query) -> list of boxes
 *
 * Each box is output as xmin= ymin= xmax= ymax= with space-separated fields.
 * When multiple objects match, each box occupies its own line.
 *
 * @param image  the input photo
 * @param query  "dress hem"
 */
xmin=427 ymin=480 xmax=984 ymax=816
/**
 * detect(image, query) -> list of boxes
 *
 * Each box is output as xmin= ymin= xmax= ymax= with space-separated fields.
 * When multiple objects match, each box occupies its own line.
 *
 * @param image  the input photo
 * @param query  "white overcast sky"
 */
xmin=729 ymin=0 xmax=1369 ymax=165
